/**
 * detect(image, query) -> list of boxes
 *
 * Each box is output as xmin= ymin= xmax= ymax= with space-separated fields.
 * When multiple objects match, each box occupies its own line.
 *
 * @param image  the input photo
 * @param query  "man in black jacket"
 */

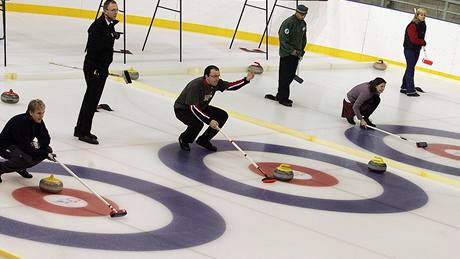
xmin=74 ymin=0 xmax=119 ymax=145
xmin=0 ymin=99 xmax=56 ymax=183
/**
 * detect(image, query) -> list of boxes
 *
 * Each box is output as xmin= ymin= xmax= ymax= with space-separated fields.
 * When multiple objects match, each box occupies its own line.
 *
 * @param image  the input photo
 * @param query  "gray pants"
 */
xmin=0 ymin=146 xmax=42 ymax=174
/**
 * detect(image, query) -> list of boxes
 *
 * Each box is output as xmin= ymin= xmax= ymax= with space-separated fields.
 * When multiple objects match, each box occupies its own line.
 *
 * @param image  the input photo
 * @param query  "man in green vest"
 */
xmin=265 ymin=4 xmax=308 ymax=107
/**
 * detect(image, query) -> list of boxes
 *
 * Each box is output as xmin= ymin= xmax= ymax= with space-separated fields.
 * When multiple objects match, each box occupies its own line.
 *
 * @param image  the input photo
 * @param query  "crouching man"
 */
xmin=0 ymin=99 xmax=56 ymax=183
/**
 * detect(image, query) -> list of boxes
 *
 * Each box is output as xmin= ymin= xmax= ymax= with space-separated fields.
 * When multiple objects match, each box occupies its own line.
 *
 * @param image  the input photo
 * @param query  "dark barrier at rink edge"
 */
xmin=159 ymin=140 xmax=428 ymax=213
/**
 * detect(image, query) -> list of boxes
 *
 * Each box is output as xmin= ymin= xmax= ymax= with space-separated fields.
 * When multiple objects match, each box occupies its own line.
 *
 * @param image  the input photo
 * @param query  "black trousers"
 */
xmin=175 ymin=105 xmax=228 ymax=144
xmin=75 ymin=65 xmax=108 ymax=135
xmin=277 ymin=55 xmax=299 ymax=101
xmin=0 ymin=146 xmax=43 ymax=174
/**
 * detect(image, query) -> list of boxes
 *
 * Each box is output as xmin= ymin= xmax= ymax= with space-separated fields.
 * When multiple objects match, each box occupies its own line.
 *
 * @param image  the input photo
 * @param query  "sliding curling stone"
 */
xmin=247 ymin=62 xmax=264 ymax=74
xmin=1 ymin=89 xmax=19 ymax=104
xmin=373 ymin=60 xmax=387 ymax=71
xmin=273 ymin=163 xmax=294 ymax=181
xmin=39 ymin=174 xmax=64 ymax=193
xmin=367 ymin=156 xmax=387 ymax=173
xmin=127 ymin=68 xmax=139 ymax=80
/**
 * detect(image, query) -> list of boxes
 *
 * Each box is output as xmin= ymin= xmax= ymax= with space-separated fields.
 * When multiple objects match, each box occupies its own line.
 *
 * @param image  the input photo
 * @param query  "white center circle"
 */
xmin=445 ymin=149 xmax=460 ymax=157
xmin=43 ymin=195 xmax=88 ymax=208
xmin=293 ymin=171 xmax=313 ymax=180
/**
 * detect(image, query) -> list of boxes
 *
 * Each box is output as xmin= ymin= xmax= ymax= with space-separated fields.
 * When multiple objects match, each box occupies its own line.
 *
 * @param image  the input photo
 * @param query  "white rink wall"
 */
xmin=10 ymin=0 xmax=460 ymax=77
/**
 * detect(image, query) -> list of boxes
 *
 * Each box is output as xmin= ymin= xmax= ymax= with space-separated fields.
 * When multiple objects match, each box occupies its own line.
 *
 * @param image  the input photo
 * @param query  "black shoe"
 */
xmin=17 ymin=169 xmax=33 ymax=179
xmin=278 ymin=99 xmax=292 ymax=107
xmin=0 ymin=174 xmax=2 ymax=183
xmin=78 ymin=135 xmax=99 ymax=145
xmin=363 ymin=118 xmax=376 ymax=127
xmin=264 ymin=94 xmax=277 ymax=101
xmin=74 ymin=129 xmax=98 ymax=140
xmin=97 ymin=103 xmax=114 ymax=111
xmin=400 ymin=89 xmax=407 ymax=94
xmin=415 ymin=87 xmax=425 ymax=93
xmin=196 ymin=138 xmax=217 ymax=152
xmin=346 ymin=117 xmax=356 ymax=125
xmin=286 ymin=98 xmax=293 ymax=104
xmin=178 ymin=137 xmax=190 ymax=151
xmin=406 ymin=92 xmax=420 ymax=97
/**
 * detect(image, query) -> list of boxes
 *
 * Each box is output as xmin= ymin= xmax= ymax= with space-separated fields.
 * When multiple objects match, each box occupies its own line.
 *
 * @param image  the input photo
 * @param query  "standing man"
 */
xmin=174 ymin=65 xmax=254 ymax=152
xmin=0 ymin=99 xmax=56 ymax=183
xmin=74 ymin=0 xmax=120 ymax=145
xmin=265 ymin=4 xmax=308 ymax=107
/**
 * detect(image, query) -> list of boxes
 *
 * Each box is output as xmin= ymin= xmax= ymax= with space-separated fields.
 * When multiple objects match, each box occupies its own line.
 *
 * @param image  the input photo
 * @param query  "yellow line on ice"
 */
xmin=0 ymin=248 xmax=22 ymax=259
xmin=122 ymin=79 xmax=460 ymax=188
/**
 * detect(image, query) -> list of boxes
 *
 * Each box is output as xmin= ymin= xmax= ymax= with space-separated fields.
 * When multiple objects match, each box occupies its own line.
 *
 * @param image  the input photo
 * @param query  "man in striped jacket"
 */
xmin=174 ymin=65 xmax=254 ymax=152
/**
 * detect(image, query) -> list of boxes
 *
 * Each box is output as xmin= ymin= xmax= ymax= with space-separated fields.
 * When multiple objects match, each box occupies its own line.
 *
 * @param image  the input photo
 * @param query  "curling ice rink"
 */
xmin=1 ymin=12 xmax=460 ymax=259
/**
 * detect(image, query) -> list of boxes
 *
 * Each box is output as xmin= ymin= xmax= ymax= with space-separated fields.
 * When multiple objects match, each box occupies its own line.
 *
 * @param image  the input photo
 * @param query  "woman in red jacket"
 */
xmin=401 ymin=8 xmax=427 ymax=97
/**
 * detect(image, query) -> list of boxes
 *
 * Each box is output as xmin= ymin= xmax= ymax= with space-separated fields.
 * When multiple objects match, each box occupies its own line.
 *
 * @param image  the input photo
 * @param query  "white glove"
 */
xmin=47 ymin=153 xmax=57 ymax=162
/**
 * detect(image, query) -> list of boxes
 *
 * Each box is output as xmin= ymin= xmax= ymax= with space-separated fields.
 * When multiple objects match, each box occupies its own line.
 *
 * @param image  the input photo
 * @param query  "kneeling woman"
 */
xmin=341 ymin=77 xmax=386 ymax=128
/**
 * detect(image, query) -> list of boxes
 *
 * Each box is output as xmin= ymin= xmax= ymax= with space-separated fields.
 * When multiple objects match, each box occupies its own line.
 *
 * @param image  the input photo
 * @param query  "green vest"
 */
xmin=278 ymin=15 xmax=307 ymax=57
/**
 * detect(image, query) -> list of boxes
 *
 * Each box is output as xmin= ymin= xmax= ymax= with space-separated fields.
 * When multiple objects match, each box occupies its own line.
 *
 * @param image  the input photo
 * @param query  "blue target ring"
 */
xmin=345 ymin=125 xmax=460 ymax=176
xmin=159 ymin=140 xmax=428 ymax=213
xmin=0 ymin=162 xmax=225 ymax=251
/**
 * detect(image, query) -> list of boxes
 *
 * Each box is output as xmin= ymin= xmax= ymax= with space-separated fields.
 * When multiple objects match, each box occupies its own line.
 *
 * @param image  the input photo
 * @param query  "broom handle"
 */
xmin=217 ymin=128 xmax=270 ymax=178
xmin=56 ymin=159 xmax=111 ymax=208
xmin=49 ymin=61 xmax=122 ymax=78
xmin=366 ymin=125 xmax=415 ymax=143
xmin=423 ymin=47 xmax=428 ymax=59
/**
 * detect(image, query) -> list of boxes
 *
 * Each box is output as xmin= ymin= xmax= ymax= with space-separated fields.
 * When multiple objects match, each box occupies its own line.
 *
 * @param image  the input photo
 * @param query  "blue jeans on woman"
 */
xmin=401 ymin=48 xmax=420 ymax=94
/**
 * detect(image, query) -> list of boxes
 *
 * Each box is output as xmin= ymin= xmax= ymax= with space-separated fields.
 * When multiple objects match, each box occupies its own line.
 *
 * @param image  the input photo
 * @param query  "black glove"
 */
xmin=291 ymin=49 xmax=303 ymax=58
xmin=47 ymin=153 xmax=57 ymax=162
xmin=111 ymin=31 xmax=121 ymax=40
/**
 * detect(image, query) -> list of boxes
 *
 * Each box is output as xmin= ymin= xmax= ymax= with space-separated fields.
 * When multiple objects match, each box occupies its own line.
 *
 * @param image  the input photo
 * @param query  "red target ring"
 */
xmin=249 ymin=162 xmax=339 ymax=186
xmin=425 ymin=143 xmax=460 ymax=161
xmin=12 ymin=187 xmax=119 ymax=217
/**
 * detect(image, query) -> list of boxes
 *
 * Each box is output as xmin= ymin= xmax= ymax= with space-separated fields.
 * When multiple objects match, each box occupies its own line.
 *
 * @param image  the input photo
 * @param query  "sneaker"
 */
xmin=415 ymin=87 xmax=425 ymax=93
xmin=17 ymin=169 xmax=33 ymax=179
xmin=400 ymin=89 xmax=407 ymax=94
xmin=346 ymin=117 xmax=356 ymax=125
xmin=363 ymin=118 xmax=376 ymax=127
xmin=78 ymin=135 xmax=99 ymax=145
xmin=406 ymin=92 xmax=420 ymax=97
xmin=196 ymin=138 xmax=217 ymax=152
xmin=264 ymin=94 xmax=277 ymax=101
xmin=178 ymin=137 xmax=190 ymax=151
xmin=278 ymin=100 xmax=292 ymax=107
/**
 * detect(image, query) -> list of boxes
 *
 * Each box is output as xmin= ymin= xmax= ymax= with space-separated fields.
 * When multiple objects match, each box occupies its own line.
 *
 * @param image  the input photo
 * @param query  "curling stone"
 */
xmin=273 ymin=163 xmax=294 ymax=181
xmin=1 ymin=89 xmax=19 ymax=104
xmin=373 ymin=60 xmax=387 ymax=71
xmin=39 ymin=174 xmax=64 ymax=193
xmin=247 ymin=62 xmax=264 ymax=74
xmin=127 ymin=67 xmax=139 ymax=80
xmin=367 ymin=156 xmax=387 ymax=173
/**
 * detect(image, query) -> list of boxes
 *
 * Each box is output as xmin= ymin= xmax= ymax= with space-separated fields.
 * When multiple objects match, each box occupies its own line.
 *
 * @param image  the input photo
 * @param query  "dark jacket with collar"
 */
xmin=0 ymin=113 xmax=51 ymax=161
xmin=84 ymin=15 xmax=119 ymax=75
xmin=278 ymin=15 xmax=307 ymax=58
